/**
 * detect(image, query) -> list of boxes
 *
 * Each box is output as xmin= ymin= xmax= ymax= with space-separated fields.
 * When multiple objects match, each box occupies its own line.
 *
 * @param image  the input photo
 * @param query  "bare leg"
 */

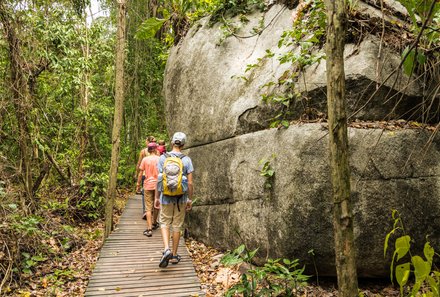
xmin=146 ymin=210 xmax=152 ymax=230
xmin=172 ymin=231 xmax=180 ymax=256
xmin=161 ymin=227 xmax=170 ymax=251
xmin=153 ymin=208 xmax=159 ymax=225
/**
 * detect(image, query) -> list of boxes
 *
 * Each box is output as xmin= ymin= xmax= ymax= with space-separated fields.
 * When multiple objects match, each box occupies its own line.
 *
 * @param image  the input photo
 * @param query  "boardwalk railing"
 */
xmin=85 ymin=195 xmax=204 ymax=296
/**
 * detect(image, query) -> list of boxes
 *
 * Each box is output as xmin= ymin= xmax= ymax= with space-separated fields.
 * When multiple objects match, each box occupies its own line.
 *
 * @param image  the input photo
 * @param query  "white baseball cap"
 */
xmin=171 ymin=132 xmax=186 ymax=145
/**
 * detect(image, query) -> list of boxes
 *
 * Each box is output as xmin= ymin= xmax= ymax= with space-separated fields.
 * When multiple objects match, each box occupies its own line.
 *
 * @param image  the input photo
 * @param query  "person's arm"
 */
xmin=154 ymin=156 xmax=164 ymax=209
xmin=186 ymin=172 xmax=193 ymax=211
xmin=135 ymin=149 xmax=144 ymax=179
xmin=136 ymin=170 xmax=143 ymax=193
xmin=154 ymin=186 xmax=161 ymax=209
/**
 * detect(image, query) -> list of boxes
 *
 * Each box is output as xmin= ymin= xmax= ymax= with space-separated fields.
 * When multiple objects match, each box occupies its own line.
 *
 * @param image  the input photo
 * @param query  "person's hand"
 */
xmin=185 ymin=199 xmax=192 ymax=211
xmin=135 ymin=185 xmax=141 ymax=194
xmin=154 ymin=198 xmax=161 ymax=209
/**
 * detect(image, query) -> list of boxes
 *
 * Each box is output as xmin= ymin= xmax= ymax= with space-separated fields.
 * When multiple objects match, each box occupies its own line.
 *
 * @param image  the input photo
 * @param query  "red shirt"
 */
xmin=157 ymin=145 xmax=166 ymax=155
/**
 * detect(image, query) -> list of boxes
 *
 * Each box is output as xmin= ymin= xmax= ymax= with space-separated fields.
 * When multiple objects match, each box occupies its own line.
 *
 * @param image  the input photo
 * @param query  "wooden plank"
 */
xmin=88 ymin=276 xmax=200 ymax=288
xmin=85 ymin=195 xmax=204 ymax=296
xmin=87 ymin=284 xmax=202 ymax=295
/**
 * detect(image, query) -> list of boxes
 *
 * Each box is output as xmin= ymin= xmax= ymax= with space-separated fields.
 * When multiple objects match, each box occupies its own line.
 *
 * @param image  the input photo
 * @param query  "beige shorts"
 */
xmin=159 ymin=202 xmax=186 ymax=232
xmin=144 ymin=190 xmax=155 ymax=212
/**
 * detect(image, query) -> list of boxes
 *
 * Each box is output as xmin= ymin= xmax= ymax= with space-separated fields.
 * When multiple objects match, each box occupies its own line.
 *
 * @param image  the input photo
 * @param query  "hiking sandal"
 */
xmin=143 ymin=229 xmax=152 ymax=237
xmin=159 ymin=248 xmax=172 ymax=268
xmin=170 ymin=254 xmax=181 ymax=264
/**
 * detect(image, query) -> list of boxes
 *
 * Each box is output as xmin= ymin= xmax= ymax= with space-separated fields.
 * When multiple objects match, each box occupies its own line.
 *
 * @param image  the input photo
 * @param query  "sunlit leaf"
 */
xmin=395 ymin=262 xmax=410 ymax=287
xmin=135 ymin=18 xmax=167 ymax=40
xmin=412 ymin=255 xmax=430 ymax=283
xmin=424 ymin=241 xmax=434 ymax=263
xmin=395 ymin=235 xmax=411 ymax=261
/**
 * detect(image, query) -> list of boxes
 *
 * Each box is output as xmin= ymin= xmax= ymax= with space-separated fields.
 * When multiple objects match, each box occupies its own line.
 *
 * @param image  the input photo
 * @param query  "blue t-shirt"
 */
xmin=157 ymin=152 xmax=194 ymax=204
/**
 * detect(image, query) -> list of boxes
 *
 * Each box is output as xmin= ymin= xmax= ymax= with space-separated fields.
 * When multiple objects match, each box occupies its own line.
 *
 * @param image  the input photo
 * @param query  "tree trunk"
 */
xmin=0 ymin=5 xmax=34 ymax=211
xmin=324 ymin=0 xmax=358 ymax=295
xmin=79 ymin=11 xmax=90 ymax=179
xmin=105 ymin=0 xmax=127 ymax=238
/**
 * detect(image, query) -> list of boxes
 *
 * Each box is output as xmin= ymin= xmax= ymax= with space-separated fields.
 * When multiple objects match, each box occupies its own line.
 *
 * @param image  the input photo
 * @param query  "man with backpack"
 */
xmin=154 ymin=132 xmax=193 ymax=268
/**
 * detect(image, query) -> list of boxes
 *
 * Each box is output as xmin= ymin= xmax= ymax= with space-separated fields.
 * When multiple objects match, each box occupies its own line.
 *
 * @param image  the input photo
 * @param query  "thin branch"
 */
xmin=46 ymin=152 xmax=71 ymax=186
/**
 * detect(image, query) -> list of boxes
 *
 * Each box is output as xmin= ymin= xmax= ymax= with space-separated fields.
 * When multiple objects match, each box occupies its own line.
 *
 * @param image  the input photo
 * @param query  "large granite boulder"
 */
xmin=163 ymin=2 xmax=440 ymax=277
xmin=185 ymin=125 xmax=440 ymax=277
xmin=164 ymin=3 xmax=437 ymax=147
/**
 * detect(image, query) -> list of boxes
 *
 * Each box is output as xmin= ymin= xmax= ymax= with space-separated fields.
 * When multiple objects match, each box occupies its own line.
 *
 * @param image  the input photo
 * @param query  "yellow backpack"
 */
xmin=162 ymin=153 xmax=186 ymax=196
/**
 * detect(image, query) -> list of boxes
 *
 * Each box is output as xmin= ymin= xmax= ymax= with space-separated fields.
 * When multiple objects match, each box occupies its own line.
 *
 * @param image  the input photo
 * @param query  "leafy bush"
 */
xmin=209 ymin=0 xmax=268 ymax=25
xmin=75 ymin=173 xmax=108 ymax=220
xmin=384 ymin=210 xmax=440 ymax=296
xmin=0 ymin=203 xmax=83 ymax=287
xmin=221 ymin=244 xmax=310 ymax=296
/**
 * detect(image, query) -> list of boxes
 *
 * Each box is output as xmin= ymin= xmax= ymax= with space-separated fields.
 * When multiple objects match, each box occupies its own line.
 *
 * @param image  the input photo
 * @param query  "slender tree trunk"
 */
xmin=105 ymin=0 xmax=127 ymax=238
xmin=324 ymin=0 xmax=358 ymax=295
xmin=79 ymin=12 xmax=90 ymax=179
xmin=0 ymin=5 xmax=33 ymax=211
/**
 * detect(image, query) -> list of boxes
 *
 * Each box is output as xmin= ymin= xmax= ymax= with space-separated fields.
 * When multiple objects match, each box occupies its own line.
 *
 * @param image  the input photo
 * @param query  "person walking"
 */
xmin=136 ymin=135 xmax=156 ymax=218
xmin=137 ymin=142 xmax=160 ymax=237
xmin=157 ymin=139 xmax=167 ymax=155
xmin=154 ymin=132 xmax=193 ymax=268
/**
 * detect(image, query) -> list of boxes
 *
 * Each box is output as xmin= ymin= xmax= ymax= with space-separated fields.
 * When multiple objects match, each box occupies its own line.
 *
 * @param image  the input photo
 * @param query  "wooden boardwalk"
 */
xmin=85 ymin=195 xmax=204 ymax=297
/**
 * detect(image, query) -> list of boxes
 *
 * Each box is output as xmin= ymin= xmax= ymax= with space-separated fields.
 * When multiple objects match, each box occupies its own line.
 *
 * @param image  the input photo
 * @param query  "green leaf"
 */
xmin=391 ymin=209 xmax=398 ymax=220
xmin=426 ymin=275 xmax=439 ymax=296
xmin=247 ymin=248 xmax=259 ymax=261
xmin=417 ymin=52 xmax=426 ymax=66
xmin=395 ymin=262 xmax=410 ymax=287
xmin=402 ymin=47 xmax=416 ymax=76
xmin=411 ymin=280 xmax=422 ymax=296
xmin=424 ymin=241 xmax=435 ymax=263
xmin=32 ymin=255 xmax=47 ymax=262
xmin=265 ymin=169 xmax=274 ymax=177
xmin=220 ymin=253 xmax=243 ymax=266
xmin=281 ymin=120 xmax=290 ymax=128
xmin=412 ymin=255 xmax=430 ymax=283
xmin=384 ymin=228 xmax=395 ymax=257
xmin=135 ymin=18 xmax=167 ymax=40
xmin=395 ymin=235 xmax=411 ymax=261
xmin=235 ymin=244 xmax=245 ymax=255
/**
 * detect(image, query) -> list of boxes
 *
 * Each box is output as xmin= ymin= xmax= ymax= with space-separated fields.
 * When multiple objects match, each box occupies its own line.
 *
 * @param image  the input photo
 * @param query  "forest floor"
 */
xmin=5 ymin=192 xmax=401 ymax=297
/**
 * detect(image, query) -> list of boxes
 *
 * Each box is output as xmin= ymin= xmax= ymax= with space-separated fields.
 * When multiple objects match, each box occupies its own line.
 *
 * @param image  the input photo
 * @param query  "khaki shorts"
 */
xmin=144 ymin=190 xmax=155 ymax=212
xmin=159 ymin=202 xmax=186 ymax=232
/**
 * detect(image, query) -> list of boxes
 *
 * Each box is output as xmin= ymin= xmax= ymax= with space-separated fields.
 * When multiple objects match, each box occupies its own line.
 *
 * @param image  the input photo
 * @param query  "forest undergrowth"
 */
xmin=1 ymin=188 xmax=402 ymax=297
xmin=0 ymin=189 xmax=131 ymax=296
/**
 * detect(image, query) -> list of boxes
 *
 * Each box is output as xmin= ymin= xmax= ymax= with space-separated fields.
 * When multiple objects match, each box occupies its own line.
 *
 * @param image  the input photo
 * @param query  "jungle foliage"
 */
xmin=1 ymin=0 xmax=440 ymax=294
xmin=0 ymin=0 xmax=168 ymax=291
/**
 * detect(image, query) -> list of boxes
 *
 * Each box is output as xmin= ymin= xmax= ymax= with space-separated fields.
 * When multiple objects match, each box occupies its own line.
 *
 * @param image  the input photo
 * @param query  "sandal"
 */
xmin=143 ymin=229 xmax=152 ymax=237
xmin=170 ymin=254 xmax=181 ymax=264
xmin=152 ymin=222 xmax=160 ymax=230
xmin=159 ymin=248 xmax=172 ymax=268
